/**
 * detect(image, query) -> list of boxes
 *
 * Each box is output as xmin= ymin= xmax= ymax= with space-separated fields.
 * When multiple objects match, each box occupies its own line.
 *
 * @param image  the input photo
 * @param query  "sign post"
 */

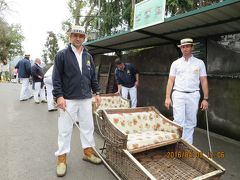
xmin=133 ymin=0 xmax=166 ymax=30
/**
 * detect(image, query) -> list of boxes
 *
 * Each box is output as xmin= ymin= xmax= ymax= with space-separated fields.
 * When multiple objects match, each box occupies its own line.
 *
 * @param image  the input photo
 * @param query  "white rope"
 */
xmin=205 ymin=110 xmax=212 ymax=154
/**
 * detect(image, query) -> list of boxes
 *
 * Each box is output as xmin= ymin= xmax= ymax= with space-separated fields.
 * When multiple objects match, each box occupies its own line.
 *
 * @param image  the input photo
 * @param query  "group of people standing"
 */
xmin=50 ymin=24 xmax=209 ymax=178
xmin=14 ymin=54 xmax=57 ymax=111
xmin=114 ymin=38 xmax=209 ymax=144
xmin=11 ymin=24 xmax=209 ymax=178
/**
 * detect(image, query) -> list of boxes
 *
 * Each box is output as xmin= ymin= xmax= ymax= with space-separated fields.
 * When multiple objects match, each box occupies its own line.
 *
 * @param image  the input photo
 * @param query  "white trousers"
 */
xmin=121 ymin=86 xmax=137 ymax=108
xmin=172 ymin=91 xmax=200 ymax=144
xmin=43 ymin=77 xmax=55 ymax=110
xmin=33 ymin=82 xmax=46 ymax=102
xmin=55 ymin=98 xmax=95 ymax=156
xmin=19 ymin=78 xmax=32 ymax=100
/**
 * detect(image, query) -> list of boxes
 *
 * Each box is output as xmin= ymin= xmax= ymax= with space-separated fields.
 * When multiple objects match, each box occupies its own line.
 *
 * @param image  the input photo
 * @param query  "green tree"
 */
xmin=166 ymin=0 xmax=193 ymax=16
xmin=60 ymin=0 xmax=99 ymax=44
xmin=59 ymin=20 xmax=72 ymax=45
xmin=0 ymin=18 xmax=24 ymax=61
xmin=63 ymin=0 xmax=222 ymax=39
xmin=68 ymin=0 xmax=86 ymax=25
xmin=42 ymin=48 xmax=48 ymax=65
xmin=0 ymin=0 xmax=24 ymax=61
xmin=43 ymin=31 xmax=59 ymax=64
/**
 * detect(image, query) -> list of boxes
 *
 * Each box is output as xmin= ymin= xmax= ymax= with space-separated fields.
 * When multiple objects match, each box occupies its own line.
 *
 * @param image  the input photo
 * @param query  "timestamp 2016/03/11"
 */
xmin=165 ymin=151 xmax=204 ymax=159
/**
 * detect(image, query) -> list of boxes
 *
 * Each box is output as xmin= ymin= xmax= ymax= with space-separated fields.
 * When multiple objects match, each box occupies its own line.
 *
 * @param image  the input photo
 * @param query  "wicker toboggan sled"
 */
xmin=98 ymin=106 xmax=225 ymax=180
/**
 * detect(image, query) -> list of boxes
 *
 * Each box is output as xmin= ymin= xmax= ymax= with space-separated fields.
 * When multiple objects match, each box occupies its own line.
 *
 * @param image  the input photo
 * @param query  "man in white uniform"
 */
xmin=52 ymin=25 xmax=102 ymax=177
xmin=31 ymin=58 xmax=47 ymax=104
xmin=43 ymin=65 xmax=57 ymax=111
xmin=15 ymin=54 xmax=33 ymax=101
xmin=165 ymin=38 xmax=209 ymax=144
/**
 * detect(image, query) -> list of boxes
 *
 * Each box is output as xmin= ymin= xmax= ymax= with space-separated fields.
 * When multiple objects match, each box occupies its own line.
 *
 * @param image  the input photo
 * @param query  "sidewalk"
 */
xmin=0 ymin=83 xmax=114 ymax=180
xmin=193 ymin=128 xmax=240 ymax=180
xmin=0 ymin=83 xmax=239 ymax=179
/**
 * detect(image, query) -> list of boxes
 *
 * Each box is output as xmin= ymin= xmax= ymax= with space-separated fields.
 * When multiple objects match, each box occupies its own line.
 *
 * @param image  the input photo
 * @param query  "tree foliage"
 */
xmin=43 ymin=31 xmax=59 ymax=64
xmin=0 ymin=0 xmax=24 ymax=61
xmin=0 ymin=18 xmax=24 ymax=61
xmin=63 ymin=0 xmax=222 ymax=39
xmin=60 ymin=0 xmax=99 ymax=44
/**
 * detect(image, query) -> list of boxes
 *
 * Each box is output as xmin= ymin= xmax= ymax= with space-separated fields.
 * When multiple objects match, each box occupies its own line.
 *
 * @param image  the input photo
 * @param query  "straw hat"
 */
xmin=24 ymin=53 xmax=30 ymax=57
xmin=177 ymin=38 xmax=196 ymax=47
xmin=68 ymin=25 xmax=87 ymax=37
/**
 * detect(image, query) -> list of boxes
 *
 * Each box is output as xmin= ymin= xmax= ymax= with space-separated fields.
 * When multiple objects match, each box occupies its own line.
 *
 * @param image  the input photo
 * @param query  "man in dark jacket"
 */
xmin=115 ymin=58 xmax=139 ymax=108
xmin=31 ymin=58 xmax=47 ymax=104
xmin=15 ymin=54 xmax=32 ymax=101
xmin=52 ymin=25 xmax=102 ymax=177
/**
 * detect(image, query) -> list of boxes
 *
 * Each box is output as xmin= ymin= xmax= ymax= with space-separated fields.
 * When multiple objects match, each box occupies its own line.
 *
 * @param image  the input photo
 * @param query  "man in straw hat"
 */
xmin=15 ymin=53 xmax=33 ymax=101
xmin=165 ymin=38 xmax=209 ymax=145
xmin=52 ymin=25 xmax=102 ymax=177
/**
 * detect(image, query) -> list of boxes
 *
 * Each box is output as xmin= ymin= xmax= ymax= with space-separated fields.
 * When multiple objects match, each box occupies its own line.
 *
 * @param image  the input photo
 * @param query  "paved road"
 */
xmin=1 ymin=83 xmax=240 ymax=180
xmin=0 ymin=83 xmax=114 ymax=180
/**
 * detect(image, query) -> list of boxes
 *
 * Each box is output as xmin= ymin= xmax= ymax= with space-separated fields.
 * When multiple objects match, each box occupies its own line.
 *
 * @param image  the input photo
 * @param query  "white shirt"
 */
xmin=71 ymin=44 xmax=83 ymax=73
xmin=169 ymin=56 xmax=207 ymax=92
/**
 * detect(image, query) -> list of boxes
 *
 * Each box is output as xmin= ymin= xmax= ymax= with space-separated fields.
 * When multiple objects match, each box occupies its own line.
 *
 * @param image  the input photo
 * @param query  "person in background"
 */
xmin=52 ymin=25 xmax=102 ymax=177
xmin=0 ymin=61 xmax=2 ymax=82
xmin=15 ymin=54 xmax=33 ymax=101
xmin=1 ymin=59 xmax=10 ymax=82
xmin=11 ymin=68 xmax=18 ymax=83
xmin=43 ymin=65 xmax=57 ymax=111
xmin=31 ymin=58 xmax=47 ymax=104
xmin=165 ymin=38 xmax=209 ymax=145
xmin=114 ymin=58 xmax=139 ymax=108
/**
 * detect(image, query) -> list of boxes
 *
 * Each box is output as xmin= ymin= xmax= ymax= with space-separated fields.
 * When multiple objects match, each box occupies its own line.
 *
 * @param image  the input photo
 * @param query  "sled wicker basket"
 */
xmin=101 ymin=107 xmax=225 ymax=180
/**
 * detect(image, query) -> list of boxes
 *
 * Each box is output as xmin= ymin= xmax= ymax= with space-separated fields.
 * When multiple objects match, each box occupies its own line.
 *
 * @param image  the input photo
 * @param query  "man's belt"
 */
xmin=174 ymin=90 xmax=199 ymax=93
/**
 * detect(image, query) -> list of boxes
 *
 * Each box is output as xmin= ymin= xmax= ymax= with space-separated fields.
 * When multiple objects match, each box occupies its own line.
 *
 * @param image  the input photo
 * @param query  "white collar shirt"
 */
xmin=71 ymin=44 xmax=83 ymax=73
xmin=169 ymin=55 xmax=207 ymax=92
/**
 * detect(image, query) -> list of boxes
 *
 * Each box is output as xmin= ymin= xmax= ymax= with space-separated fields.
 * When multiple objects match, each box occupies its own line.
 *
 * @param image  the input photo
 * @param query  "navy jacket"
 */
xmin=52 ymin=44 xmax=100 ymax=100
xmin=31 ymin=63 xmax=44 ymax=83
xmin=15 ymin=58 xmax=31 ymax=78
xmin=115 ymin=63 xmax=139 ymax=88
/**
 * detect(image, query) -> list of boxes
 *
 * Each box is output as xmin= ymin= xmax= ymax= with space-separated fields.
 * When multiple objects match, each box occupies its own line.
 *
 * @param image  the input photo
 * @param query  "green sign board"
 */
xmin=133 ymin=0 xmax=166 ymax=30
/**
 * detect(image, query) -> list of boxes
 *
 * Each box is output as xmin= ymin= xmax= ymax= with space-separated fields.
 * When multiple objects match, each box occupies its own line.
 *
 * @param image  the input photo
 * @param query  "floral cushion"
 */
xmin=127 ymin=131 xmax=179 ymax=150
xmin=108 ymin=111 xmax=179 ymax=134
xmin=107 ymin=111 xmax=181 ymax=150
xmin=95 ymin=96 xmax=130 ymax=112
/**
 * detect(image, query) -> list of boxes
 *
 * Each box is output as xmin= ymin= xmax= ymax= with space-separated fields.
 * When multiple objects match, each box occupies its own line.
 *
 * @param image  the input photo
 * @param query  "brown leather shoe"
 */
xmin=83 ymin=148 xmax=102 ymax=164
xmin=56 ymin=154 xmax=67 ymax=177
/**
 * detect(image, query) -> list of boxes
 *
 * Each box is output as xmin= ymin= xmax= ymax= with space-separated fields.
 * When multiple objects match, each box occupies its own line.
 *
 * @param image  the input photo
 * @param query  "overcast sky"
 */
xmin=6 ymin=0 xmax=71 ymax=60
